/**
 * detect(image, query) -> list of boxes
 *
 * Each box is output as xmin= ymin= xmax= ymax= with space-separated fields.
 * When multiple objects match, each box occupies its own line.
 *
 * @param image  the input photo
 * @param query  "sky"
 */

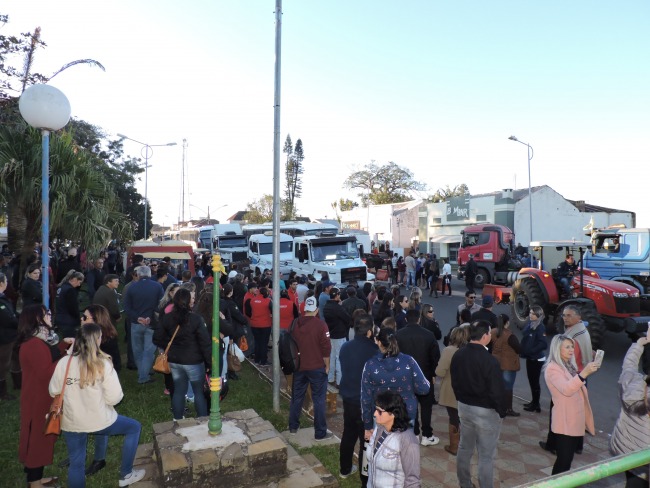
xmin=4 ymin=1 xmax=650 ymax=230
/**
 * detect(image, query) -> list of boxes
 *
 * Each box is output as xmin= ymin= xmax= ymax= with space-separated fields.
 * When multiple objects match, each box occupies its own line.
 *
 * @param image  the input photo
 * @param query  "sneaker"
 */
xmin=119 ymin=469 xmax=145 ymax=487
xmin=421 ymin=435 xmax=440 ymax=446
xmin=163 ymin=388 xmax=170 ymax=396
xmin=315 ymin=431 xmax=335 ymax=442
xmin=289 ymin=428 xmax=298 ymax=435
xmin=340 ymin=465 xmax=358 ymax=479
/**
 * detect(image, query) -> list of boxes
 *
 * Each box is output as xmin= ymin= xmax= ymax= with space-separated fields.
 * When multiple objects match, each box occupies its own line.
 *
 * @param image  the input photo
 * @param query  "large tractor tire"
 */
xmin=554 ymin=302 xmax=605 ymax=350
xmin=511 ymin=278 xmax=545 ymax=329
xmin=474 ymin=269 xmax=490 ymax=289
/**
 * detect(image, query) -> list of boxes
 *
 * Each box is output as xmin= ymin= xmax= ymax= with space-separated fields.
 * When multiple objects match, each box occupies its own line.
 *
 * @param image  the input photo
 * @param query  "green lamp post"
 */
xmin=208 ymin=254 xmax=226 ymax=435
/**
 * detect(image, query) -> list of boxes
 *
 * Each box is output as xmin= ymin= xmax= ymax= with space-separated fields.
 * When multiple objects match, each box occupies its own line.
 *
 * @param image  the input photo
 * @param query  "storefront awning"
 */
xmin=429 ymin=235 xmax=461 ymax=244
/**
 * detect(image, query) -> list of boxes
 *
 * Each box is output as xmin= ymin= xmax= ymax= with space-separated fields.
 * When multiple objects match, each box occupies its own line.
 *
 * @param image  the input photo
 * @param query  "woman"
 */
xmin=610 ymin=328 xmax=650 ymax=487
xmin=21 ymin=263 xmax=43 ymax=307
xmin=49 ymin=324 xmax=144 ymax=487
xmin=436 ymin=325 xmax=470 ymax=455
xmin=373 ymin=293 xmax=394 ymax=327
xmin=392 ymin=295 xmax=408 ymax=330
xmin=154 ymin=288 xmax=211 ymax=420
xmin=419 ymin=305 xmax=442 ymax=341
xmin=361 ymin=326 xmax=430 ymax=441
xmin=544 ymin=334 xmax=599 ymax=474
xmin=520 ymin=306 xmax=547 ymax=413
xmin=367 ymin=390 xmax=421 ymax=488
xmin=159 ymin=282 xmax=180 ymax=318
xmin=407 ymin=288 xmax=421 ymax=312
xmin=246 ymin=287 xmax=272 ymax=366
xmin=55 ymin=270 xmax=85 ymax=338
xmin=278 ymin=288 xmax=299 ymax=330
xmin=17 ymin=304 xmax=72 ymax=487
xmin=441 ymin=258 xmax=452 ymax=296
xmin=82 ymin=304 xmax=121 ymax=373
xmin=490 ymin=313 xmax=521 ymax=417
xmin=0 ymin=272 xmax=19 ymax=400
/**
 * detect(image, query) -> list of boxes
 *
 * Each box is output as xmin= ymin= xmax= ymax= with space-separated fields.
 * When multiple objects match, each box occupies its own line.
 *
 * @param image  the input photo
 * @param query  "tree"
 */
xmin=428 ymin=183 xmax=470 ymax=202
xmin=337 ymin=198 xmax=359 ymax=212
xmin=283 ymin=134 xmax=304 ymax=220
xmin=344 ymin=161 xmax=427 ymax=206
xmin=244 ymin=194 xmax=274 ymax=224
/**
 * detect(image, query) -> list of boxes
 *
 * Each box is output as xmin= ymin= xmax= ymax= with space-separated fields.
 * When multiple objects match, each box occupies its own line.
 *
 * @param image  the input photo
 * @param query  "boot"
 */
xmin=11 ymin=370 xmax=22 ymax=390
xmin=505 ymin=390 xmax=520 ymax=417
xmin=444 ymin=424 xmax=460 ymax=455
xmin=0 ymin=380 xmax=16 ymax=401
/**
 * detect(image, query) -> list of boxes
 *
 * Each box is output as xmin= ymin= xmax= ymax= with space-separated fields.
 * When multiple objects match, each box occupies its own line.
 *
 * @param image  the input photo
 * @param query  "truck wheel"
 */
xmin=474 ymin=269 xmax=490 ymax=288
xmin=511 ymin=279 xmax=545 ymax=329
xmin=579 ymin=303 xmax=605 ymax=350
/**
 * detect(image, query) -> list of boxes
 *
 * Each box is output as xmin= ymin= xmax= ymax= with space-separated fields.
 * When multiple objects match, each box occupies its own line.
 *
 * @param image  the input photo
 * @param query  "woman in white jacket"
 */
xmin=49 ymin=324 xmax=144 ymax=488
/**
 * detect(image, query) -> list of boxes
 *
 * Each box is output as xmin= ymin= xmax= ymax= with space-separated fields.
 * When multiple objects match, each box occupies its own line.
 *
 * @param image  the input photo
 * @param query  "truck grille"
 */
xmin=232 ymin=251 xmax=248 ymax=263
xmin=614 ymin=296 xmax=640 ymax=314
xmin=341 ymin=267 xmax=368 ymax=284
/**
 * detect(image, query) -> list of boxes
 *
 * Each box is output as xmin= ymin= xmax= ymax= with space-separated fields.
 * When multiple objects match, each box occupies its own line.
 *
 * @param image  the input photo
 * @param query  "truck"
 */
xmin=126 ymin=240 xmax=196 ymax=275
xmin=584 ymin=226 xmax=650 ymax=311
xmin=291 ymin=232 xmax=370 ymax=285
xmin=457 ymin=224 xmax=522 ymax=288
xmin=198 ymin=224 xmax=249 ymax=268
xmin=248 ymin=232 xmax=294 ymax=278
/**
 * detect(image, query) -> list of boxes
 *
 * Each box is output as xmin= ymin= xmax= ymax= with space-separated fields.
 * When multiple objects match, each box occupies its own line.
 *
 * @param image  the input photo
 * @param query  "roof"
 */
xmin=565 ymin=199 xmax=633 ymax=214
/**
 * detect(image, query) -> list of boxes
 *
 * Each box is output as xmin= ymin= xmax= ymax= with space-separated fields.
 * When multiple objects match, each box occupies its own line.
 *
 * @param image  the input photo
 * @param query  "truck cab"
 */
xmin=248 ymin=232 xmax=294 ymax=278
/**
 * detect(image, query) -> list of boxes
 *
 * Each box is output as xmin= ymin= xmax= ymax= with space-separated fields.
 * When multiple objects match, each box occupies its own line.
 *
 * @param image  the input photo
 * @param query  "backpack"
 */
xmin=278 ymin=318 xmax=300 ymax=374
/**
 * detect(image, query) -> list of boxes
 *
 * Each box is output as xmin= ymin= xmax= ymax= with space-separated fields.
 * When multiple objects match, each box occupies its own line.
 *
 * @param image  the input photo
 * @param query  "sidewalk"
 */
xmin=250 ymin=361 xmax=625 ymax=487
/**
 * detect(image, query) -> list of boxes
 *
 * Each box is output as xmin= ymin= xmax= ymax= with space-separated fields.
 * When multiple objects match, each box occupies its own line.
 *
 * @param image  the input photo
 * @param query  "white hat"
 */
xmin=304 ymin=296 xmax=318 ymax=312
xmin=228 ymin=270 xmax=238 ymax=279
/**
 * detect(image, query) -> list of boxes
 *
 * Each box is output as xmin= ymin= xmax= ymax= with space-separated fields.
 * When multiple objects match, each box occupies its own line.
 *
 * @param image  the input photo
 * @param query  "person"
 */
xmin=520 ymin=306 xmax=547 ymax=413
xmin=57 ymin=247 xmax=82 ymax=283
xmin=391 ymin=253 xmax=399 ymax=285
xmin=361 ymin=326 xmax=430 ymax=440
xmin=610 ymin=329 xmax=650 ymax=487
xmin=82 ymin=304 xmax=121 ymax=372
xmin=557 ymin=254 xmax=578 ymax=296
xmin=444 ymin=308 xmax=473 ymax=347
xmin=428 ymin=254 xmax=440 ymax=298
xmin=396 ymin=309 xmax=441 ymax=446
xmin=123 ymin=266 xmax=164 ymax=384
xmin=404 ymin=251 xmax=416 ymax=290
xmin=49 ymin=323 xmax=145 ymax=487
xmin=436 ymin=325 xmax=470 ymax=455
xmin=367 ymin=390 xmax=421 ymax=488
xmin=441 ymin=258 xmax=452 ymax=296
xmin=55 ymin=270 xmax=85 ymax=338
xmin=0 ymin=272 xmax=19 ymax=400
xmin=543 ymin=334 xmax=599 ymax=474
xmin=92 ymin=274 xmax=122 ymax=329
xmin=393 ymin=294 xmax=409 ymax=330
xmin=323 ymin=287 xmax=352 ymax=386
xmin=288 ymin=296 xmax=333 ymax=441
xmin=373 ymin=292 xmax=393 ymax=327
xmin=464 ymin=254 xmax=478 ymax=294
xmin=17 ymin=304 xmax=73 ymax=488
xmin=397 ymin=257 xmax=406 ymax=287
xmin=85 ymin=257 xmax=106 ymax=301
xmin=490 ymin=313 xmax=521 ymax=417
xmin=407 ymin=287 xmax=422 ymax=312
xmin=451 ymin=320 xmax=507 ymax=488
xmin=419 ymin=304 xmax=442 ymax=341
xmin=471 ymin=295 xmax=498 ymax=328
xmin=318 ymin=280 xmax=335 ymax=320
xmin=338 ymin=313 xmax=378 ymax=484
xmin=20 ymin=263 xmax=43 ymax=307
xmin=245 ymin=286 xmax=272 ymax=366
xmin=341 ymin=286 xmax=367 ymax=324
xmin=456 ymin=291 xmax=481 ymax=325
xmin=154 ymin=288 xmax=211 ymax=420
xmin=295 ymin=276 xmax=310 ymax=304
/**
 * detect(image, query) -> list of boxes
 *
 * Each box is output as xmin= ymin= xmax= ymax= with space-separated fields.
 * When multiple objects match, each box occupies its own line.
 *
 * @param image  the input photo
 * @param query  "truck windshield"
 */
xmin=312 ymin=241 xmax=359 ymax=261
xmin=259 ymin=241 xmax=292 ymax=255
xmin=218 ymin=236 xmax=247 ymax=248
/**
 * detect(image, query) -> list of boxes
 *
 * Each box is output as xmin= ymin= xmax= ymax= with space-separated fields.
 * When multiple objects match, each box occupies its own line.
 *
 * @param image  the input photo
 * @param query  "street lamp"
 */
xmin=117 ymin=134 xmax=177 ymax=239
xmin=508 ymin=135 xmax=534 ymax=243
xmin=19 ymin=84 xmax=71 ymax=309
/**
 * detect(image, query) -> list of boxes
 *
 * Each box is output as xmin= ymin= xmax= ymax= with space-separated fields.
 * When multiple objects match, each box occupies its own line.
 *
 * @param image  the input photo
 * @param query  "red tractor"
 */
xmin=510 ymin=241 xmax=649 ymax=348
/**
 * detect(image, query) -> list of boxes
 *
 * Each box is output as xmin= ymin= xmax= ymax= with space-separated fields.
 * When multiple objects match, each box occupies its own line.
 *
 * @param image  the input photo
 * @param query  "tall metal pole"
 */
xmin=208 ymin=255 xmax=225 ymax=435
xmin=271 ymin=0 xmax=283 ymax=413
xmin=527 ymin=143 xmax=533 ymax=243
xmin=41 ymin=130 xmax=50 ymax=309
xmin=144 ymin=147 xmax=150 ymax=239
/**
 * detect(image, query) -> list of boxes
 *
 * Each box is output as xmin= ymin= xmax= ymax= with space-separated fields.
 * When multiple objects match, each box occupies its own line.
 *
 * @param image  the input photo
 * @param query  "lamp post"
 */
xmin=19 ymin=84 xmax=71 ymax=309
xmin=117 ymin=134 xmax=177 ymax=239
xmin=508 ymin=135 xmax=534 ymax=243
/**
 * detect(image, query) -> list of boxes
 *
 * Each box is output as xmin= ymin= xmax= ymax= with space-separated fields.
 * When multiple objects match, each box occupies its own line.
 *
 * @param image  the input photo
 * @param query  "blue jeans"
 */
xmin=63 ymin=415 xmax=142 ymax=487
xmin=289 ymin=368 xmax=328 ymax=439
xmin=328 ymin=338 xmax=347 ymax=384
xmin=170 ymin=362 xmax=207 ymax=419
xmin=406 ymin=270 xmax=416 ymax=288
xmin=457 ymin=402 xmax=502 ymax=488
xmin=560 ymin=277 xmax=571 ymax=295
xmin=130 ymin=323 xmax=156 ymax=383
xmin=502 ymin=370 xmax=517 ymax=391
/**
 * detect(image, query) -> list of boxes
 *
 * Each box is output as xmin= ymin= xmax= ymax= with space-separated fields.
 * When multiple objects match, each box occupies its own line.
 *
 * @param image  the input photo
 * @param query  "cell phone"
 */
xmin=594 ymin=349 xmax=605 ymax=366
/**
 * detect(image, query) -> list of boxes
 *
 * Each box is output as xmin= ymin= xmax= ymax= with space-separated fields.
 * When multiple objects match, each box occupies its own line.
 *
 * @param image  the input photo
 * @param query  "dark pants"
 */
xmin=546 ymin=401 xmax=584 ymax=453
xmin=552 ymin=433 xmax=582 ymax=474
xmin=125 ymin=317 xmax=136 ymax=368
xmin=442 ymin=275 xmax=452 ymax=295
xmin=526 ymin=359 xmax=543 ymax=405
xmin=414 ymin=387 xmax=436 ymax=438
xmin=289 ymin=368 xmax=328 ymax=439
xmin=446 ymin=406 xmax=460 ymax=428
xmin=251 ymin=327 xmax=271 ymax=365
xmin=625 ymin=471 xmax=650 ymax=488
xmin=465 ymin=275 xmax=475 ymax=293
xmin=340 ymin=400 xmax=367 ymax=485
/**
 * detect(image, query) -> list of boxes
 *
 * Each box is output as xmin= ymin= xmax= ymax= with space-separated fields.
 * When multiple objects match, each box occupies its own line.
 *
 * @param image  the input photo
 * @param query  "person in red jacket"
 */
xmin=279 ymin=289 xmax=299 ymax=330
xmin=287 ymin=278 xmax=299 ymax=306
xmin=245 ymin=287 xmax=272 ymax=366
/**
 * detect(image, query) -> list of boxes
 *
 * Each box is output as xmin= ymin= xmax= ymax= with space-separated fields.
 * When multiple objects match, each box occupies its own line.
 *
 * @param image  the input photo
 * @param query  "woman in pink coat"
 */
xmin=544 ymin=335 xmax=600 ymax=474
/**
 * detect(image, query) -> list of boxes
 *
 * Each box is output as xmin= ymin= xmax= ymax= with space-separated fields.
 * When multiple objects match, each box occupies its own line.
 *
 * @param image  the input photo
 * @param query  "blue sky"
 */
xmin=4 ymin=1 xmax=650 ymax=229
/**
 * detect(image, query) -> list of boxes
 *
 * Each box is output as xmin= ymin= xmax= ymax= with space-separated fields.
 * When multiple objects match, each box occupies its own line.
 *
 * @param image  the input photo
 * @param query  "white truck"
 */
xmin=292 ymin=232 xmax=371 ymax=285
xmin=248 ymin=232 xmax=294 ymax=278
xmin=198 ymin=224 xmax=248 ymax=267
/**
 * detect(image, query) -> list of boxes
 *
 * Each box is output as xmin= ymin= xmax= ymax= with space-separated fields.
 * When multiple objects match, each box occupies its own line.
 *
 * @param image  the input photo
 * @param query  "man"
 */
xmin=93 ymin=274 xmax=122 ymax=326
xmin=85 ymin=257 xmax=106 ymax=300
xmin=287 ymin=278 xmax=299 ymax=306
xmin=241 ymin=282 xmax=260 ymax=358
xmin=397 ymin=309 xmax=441 ymax=446
xmin=323 ymin=287 xmax=352 ymax=386
xmin=123 ymin=266 xmax=164 ymax=384
xmin=428 ymin=254 xmax=440 ymax=297
xmin=296 ymin=276 xmax=310 ymax=304
xmin=557 ymin=254 xmax=578 ymax=296
xmin=471 ymin=295 xmax=498 ymax=328
xmin=318 ymin=280 xmax=335 ymax=320
xmin=457 ymin=291 xmax=481 ymax=325
xmin=124 ymin=254 xmax=144 ymax=284
xmin=451 ymin=321 xmax=507 ymax=488
xmin=404 ymin=251 xmax=416 ymax=290
xmin=341 ymin=287 xmax=366 ymax=322
xmin=391 ymin=253 xmax=399 ymax=285
xmin=338 ymin=314 xmax=378 ymax=483
xmin=57 ymin=247 xmax=82 ymax=282
xmin=121 ymin=268 xmax=139 ymax=369
xmin=181 ymin=270 xmax=192 ymax=284
xmin=157 ymin=262 xmax=178 ymax=290
xmin=464 ymin=254 xmax=478 ymax=294
xmin=288 ymin=296 xmax=333 ymax=441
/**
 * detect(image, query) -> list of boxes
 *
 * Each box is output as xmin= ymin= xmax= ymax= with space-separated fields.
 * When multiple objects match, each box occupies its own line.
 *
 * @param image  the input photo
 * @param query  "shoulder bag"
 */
xmin=227 ymin=343 xmax=242 ymax=372
xmin=153 ymin=325 xmax=180 ymax=374
xmin=44 ymin=354 xmax=73 ymax=436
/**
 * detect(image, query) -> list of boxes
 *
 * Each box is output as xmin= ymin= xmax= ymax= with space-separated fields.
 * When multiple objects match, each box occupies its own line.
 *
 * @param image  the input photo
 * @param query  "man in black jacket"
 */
xmin=464 ymin=254 xmax=478 ymax=294
xmin=451 ymin=321 xmax=506 ymax=488
xmin=471 ymin=295 xmax=498 ymax=328
xmin=323 ymin=287 xmax=352 ymax=386
xmin=396 ymin=309 xmax=441 ymax=446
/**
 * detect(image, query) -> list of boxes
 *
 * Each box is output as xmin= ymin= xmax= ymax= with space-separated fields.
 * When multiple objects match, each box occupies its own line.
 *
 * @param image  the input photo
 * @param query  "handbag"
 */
xmin=153 ymin=325 xmax=180 ymax=374
xmin=227 ymin=343 xmax=242 ymax=372
xmin=44 ymin=354 xmax=73 ymax=436
xmin=237 ymin=335 xmax=249 ymax=353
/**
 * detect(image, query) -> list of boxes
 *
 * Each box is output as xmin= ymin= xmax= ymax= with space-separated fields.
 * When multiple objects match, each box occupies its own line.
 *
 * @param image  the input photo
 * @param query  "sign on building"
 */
xmin=446 ymin=196 xmax=470 ymax=222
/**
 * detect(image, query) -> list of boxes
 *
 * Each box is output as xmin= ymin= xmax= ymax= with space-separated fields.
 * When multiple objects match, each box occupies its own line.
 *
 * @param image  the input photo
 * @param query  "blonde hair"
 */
xmin=58 ymin=269 xmax=84 ymax=288
xmin=73 ymin=323 xmax=111 ymax=388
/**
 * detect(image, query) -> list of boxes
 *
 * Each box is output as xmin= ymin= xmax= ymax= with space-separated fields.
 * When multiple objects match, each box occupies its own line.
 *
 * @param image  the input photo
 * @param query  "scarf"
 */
xmin=563 ymin=359 xmax=579 ymax=377
xmin=34 ymin=326 xmax=60 ymax=346
xmin=529 ymin=317 xmax=543 ymax=330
